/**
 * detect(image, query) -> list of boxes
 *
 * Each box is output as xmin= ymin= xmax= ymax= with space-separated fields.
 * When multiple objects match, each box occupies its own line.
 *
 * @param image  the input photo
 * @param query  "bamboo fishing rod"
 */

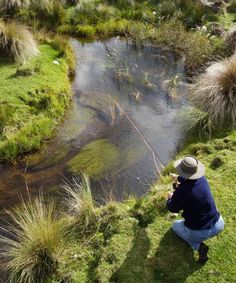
xmin=115 ymin=101 xmax=166 ymax=175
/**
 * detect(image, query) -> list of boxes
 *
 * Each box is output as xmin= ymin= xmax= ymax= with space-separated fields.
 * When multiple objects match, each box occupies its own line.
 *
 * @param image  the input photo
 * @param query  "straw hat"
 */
xmin=174 ymin=156 xmax=205 ymax=180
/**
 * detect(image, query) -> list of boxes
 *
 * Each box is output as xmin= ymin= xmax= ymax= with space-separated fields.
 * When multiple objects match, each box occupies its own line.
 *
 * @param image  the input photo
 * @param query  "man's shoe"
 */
xmin=198 ymin=242 xmax=209 ymax=264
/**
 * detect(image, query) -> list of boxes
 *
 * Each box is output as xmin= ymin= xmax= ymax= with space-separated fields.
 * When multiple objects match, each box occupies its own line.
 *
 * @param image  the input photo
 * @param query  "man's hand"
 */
xmin=170 ymin=173 xmax=178 ymax=182
xmin=167 ymin=191 xmax=173 ymax=200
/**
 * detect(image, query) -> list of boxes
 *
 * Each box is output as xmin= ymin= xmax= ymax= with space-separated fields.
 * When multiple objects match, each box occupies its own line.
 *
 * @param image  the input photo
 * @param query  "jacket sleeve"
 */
xmin=166 ymin=186 xmax=186 ymax=213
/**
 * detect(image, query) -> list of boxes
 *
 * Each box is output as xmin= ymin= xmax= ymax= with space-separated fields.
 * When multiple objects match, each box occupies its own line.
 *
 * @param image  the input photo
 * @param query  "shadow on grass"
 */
xmin=151 ymin=229 xmax=202 ymax=282
xmin=110 ymin=227 xmax=151 ymax=283
xmin=110 ymin=228 xmax=202 ymax=283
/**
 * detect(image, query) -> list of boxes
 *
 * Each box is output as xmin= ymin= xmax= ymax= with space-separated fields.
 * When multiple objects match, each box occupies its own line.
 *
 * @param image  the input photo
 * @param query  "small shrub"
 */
xmin=0 ymin=21 xmax=38 ymax=62
xmin=0 ymin=196 xmax=69 ymax=283
xmin=210 ymin=156 xmax=224 ymax=169
xmin=191 ymin=56 xmax=236 ymax=127
xmin=188 ymin=143 xmax=214 ymax=156
xmin=158 ymin=0 xmax=176 ymax=19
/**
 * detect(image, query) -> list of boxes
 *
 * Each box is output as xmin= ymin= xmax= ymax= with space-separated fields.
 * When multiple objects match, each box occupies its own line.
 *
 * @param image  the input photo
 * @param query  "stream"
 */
xmin=0 ymin=37 xmax=188 ymax=217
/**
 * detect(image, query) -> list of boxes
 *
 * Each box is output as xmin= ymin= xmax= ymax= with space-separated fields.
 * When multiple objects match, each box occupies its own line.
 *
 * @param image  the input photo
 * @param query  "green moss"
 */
xmin=67 ymin=139 xmax=119 ymax=179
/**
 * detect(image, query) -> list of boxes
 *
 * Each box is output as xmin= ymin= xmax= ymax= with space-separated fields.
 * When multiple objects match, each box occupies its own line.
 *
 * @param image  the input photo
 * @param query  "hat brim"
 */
xmin=174 ymin=158 xmax=205 ymax=180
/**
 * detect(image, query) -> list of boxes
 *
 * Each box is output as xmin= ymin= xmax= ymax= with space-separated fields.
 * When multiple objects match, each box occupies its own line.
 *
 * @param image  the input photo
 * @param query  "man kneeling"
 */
xmin=167 ymin=156 xmax=224 ymax=264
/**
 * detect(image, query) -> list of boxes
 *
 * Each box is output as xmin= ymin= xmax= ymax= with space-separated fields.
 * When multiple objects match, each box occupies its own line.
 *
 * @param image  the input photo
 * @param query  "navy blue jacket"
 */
xmin=167 ymin=176 xmax=220 ymax=230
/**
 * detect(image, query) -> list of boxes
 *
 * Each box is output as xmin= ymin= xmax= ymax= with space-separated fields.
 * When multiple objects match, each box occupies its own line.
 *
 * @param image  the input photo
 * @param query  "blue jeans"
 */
xmin=172 ymin=215 xmax=225 ymax=250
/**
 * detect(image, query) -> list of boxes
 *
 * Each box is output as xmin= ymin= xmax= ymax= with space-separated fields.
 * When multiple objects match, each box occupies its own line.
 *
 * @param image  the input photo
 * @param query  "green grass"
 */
xmin=4 ymin=129 xmax=232 ymax=283
xmin=0 ymin=43 xmax=72 ymax=162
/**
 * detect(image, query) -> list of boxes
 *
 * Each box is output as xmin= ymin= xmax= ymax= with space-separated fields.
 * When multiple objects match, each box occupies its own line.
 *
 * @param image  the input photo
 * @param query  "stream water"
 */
xmin=0 ymin=37 xmax=187 ymax=217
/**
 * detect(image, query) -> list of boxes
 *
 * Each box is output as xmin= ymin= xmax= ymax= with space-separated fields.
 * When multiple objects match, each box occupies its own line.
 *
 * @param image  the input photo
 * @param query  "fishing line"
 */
xmin=115 ymin=101 xmax=166 ymax=175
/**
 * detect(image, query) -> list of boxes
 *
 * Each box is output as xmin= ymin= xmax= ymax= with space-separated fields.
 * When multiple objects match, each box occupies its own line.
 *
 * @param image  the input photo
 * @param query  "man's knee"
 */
xmin=172 ymin=220 xmax=184 ymax=234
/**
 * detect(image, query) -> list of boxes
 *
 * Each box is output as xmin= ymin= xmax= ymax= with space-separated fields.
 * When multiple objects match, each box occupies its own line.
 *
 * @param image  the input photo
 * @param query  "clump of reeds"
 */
xmin=190 ymin=56 xmax=236 ymax=127
xmin=0 ymin=21 xmax=38 ymax=62
xmin=0 ymin=196 xmax=69 ymax=283
xmin=63 ymin=175 xmax=97 ymax=229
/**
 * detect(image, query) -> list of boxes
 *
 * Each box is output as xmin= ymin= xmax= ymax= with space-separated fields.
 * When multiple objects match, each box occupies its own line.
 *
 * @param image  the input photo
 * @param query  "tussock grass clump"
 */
xmin=0 ymin=0 xmax=52 ymax=12
xmin=1 ymin=0 xmax=31 ymax=10
xmin=0 ymin=21 xmax=38 ymax=62
xmin=191 ymin=56 xmax=236 ymax=127
xmin=225 ymin=25 xmax=236 ymax=52
xmin=0 ymin=196 xmax=69 ymax=283
xmin=63 ymin=175 xmax=97 ymax=229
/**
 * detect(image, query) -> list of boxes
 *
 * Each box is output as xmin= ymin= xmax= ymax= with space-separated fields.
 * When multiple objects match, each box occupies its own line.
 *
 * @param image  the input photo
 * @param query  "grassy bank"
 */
xmin=1 ymin=129 xmax=235 ymax=283
xmin=0 ymin=41 xmax=73 ymax=162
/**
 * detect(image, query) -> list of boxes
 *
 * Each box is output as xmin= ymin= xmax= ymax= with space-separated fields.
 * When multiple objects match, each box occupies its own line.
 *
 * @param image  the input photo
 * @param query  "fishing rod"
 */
xmin=115 ymin=101 xmax=166 ymax=176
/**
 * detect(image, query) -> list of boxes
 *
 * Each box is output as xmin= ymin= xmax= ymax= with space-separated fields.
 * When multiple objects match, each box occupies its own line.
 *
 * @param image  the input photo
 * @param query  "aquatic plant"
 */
xmin=0 ymin=21 xmax=38 ymax=62
xmin=0 ymin=196 xmax=69 ymax=283
xmin=63 ymin=174 xmax=97 ymax=229
xmin=191 ymin=56 xmax=236 ymax=127
xmin=67 ymin=139 xmax=119 ymax=179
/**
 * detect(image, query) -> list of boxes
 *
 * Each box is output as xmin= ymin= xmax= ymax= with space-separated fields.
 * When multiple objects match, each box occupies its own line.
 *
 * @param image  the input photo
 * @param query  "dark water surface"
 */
xmin=0 ymin=37 xmax=187 ymax=216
